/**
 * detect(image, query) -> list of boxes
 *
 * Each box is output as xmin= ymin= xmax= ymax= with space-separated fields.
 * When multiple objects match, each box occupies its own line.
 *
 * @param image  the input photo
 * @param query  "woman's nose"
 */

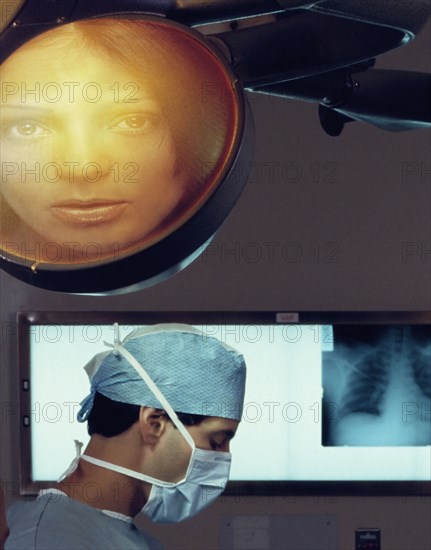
xmin=55 ymin=128 xmax=111 ymax=183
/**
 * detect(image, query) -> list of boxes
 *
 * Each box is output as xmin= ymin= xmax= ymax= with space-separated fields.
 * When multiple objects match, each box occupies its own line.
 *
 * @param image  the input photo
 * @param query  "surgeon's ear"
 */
xmin=138 ymin=407 xmax=169 ymax=445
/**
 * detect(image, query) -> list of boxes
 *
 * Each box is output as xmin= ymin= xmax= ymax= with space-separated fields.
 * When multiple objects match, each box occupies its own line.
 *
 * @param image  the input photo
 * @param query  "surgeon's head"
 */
xmin=73 ymin=324 xmax=246 ymax=521
xmin=0 ymin=18 xmax=238 ymax=264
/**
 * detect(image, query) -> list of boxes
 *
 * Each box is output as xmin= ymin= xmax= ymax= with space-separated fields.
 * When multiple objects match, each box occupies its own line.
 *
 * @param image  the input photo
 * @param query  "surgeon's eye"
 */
xmin=210 ymin=439 xmax=228 ymax=451
xmin=108 ymin=113 xmax=161 ymax=135
xmin=2 ymin=120 xmax=52 ymax=141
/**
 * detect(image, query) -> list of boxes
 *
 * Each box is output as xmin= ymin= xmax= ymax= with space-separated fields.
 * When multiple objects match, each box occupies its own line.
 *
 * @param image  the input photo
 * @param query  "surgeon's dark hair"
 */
xmin=87 ymin=391 xmax=209 ymax=437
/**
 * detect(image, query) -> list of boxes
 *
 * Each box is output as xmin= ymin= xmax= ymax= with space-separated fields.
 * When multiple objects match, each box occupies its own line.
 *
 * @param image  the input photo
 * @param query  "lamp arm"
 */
xmin=211 ymin=3 xmax=429 ymax=87
xmin=251 ymin=68 xmax=431 ymax=133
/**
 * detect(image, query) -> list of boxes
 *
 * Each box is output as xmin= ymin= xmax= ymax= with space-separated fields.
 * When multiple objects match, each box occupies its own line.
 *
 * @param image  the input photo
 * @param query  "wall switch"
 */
xmin=355 ymin=528 xmax=381 ymax=550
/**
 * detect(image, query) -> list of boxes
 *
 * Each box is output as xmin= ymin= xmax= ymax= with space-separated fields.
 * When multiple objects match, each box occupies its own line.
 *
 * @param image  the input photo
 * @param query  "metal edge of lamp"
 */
xmin=0 ymin=7 xmax=255 ymax=294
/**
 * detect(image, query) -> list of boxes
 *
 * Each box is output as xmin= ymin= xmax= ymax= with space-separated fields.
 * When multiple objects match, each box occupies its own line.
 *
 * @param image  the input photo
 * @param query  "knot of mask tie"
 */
xmin=77 ymin=324 xmax=124 ymax=422
xmin=103 ymin=322 xmax=122 ymax=357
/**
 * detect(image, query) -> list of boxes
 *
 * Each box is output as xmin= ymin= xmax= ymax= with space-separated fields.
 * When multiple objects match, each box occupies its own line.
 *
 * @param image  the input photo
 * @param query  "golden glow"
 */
xmin=0 ymin=18 xmax=239 ymax=265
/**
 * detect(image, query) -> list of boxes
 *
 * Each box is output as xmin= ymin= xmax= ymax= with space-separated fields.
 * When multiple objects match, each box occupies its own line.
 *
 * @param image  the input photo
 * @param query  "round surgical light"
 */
xmin=0 ymin=15 xmax=252 ymax=293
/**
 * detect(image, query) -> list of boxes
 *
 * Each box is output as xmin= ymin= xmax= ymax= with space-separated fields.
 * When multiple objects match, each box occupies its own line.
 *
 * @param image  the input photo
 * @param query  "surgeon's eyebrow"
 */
xmin=212 ymin=429 xmax=236 ymax=440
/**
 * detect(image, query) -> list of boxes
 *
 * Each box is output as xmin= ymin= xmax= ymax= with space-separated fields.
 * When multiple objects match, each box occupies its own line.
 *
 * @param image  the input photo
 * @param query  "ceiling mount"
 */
xmin=0 ymin=0 xmax=429 ymax=293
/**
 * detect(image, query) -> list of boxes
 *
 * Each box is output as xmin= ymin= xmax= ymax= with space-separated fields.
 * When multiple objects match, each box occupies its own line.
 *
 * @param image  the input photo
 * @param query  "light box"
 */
xmin=17 ymin=311 xmax=431 ymax=496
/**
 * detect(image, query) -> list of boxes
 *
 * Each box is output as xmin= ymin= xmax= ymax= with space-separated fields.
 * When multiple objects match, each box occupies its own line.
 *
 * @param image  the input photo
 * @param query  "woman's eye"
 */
xmin=109 ymin=113 xmax=160 ymax=134
xmin=3 ymin=120 xmax=51 ymax=139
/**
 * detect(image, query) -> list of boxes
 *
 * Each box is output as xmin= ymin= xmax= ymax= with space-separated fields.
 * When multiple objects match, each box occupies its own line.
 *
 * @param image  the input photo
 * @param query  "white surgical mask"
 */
xmin=141 ymin=447 xmax=231 ymax=523
xmin=79 ymin=336 xmax=232 ymax=523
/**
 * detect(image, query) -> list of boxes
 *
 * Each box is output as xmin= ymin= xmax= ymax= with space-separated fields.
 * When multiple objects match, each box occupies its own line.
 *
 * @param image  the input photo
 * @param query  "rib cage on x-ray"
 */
xmin=323 ymin=326 xmax=431 ymax=446
xmin=338 ymin=348 xmax=390 ymax=418
xmin=411 ymin=345 xmax=431 ymax=399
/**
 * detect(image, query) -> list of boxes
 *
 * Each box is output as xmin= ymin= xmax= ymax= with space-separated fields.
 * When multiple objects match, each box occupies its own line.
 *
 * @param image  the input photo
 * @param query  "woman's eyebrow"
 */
xmin=0 ymin=104 xmax=54 ymax=113
xmin=107 ymin=97 xmax=161 ymax=108
xmin=1 ymin=97 xmax=159 ymax=107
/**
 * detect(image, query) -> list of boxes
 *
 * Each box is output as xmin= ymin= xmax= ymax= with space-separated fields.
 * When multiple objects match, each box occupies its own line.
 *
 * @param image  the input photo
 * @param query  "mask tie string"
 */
xmin=103 ymin=322 xmax=121 ymax=356
xmin=57 ymin=440 xmax=83 ymax=482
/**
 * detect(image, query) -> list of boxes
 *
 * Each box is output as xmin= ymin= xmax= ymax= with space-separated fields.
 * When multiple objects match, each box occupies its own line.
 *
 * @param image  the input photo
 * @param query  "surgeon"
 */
xmin=5 ymin=324 xmax=246 ymax=549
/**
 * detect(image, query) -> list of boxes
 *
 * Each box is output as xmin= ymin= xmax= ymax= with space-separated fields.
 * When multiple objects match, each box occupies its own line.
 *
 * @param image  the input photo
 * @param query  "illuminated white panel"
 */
xmin=27 ymin=323 xmax=431 ymax=483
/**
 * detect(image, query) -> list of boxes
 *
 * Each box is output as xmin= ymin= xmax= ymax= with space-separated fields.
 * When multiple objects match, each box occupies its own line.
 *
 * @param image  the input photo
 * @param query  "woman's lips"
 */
xmin=51 ymin=201 xmax=128 ymax=225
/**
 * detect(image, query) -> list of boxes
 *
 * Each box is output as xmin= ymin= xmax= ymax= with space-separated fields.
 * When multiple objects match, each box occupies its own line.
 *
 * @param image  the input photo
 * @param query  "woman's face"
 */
xmin=0 ymin=41 xmax=187 ymax=262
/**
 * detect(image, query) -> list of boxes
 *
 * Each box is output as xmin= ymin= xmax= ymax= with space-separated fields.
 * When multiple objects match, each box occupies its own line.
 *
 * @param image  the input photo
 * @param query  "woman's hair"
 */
xmin=0 ymin=18 xmax=238 ymax=230
xmin=87 ymin=391 xmax=209 ymax=437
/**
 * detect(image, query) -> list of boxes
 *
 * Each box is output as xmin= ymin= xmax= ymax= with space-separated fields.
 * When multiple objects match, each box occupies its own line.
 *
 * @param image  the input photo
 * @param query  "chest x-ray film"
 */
xmin=18 ymin=315 xmax=430 ymax=492
xmin=322 ymin=325 xmax=431 ymax=448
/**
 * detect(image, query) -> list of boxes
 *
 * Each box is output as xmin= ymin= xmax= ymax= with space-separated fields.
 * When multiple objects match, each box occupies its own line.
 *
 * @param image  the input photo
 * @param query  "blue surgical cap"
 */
xmin=77 ymin=324 xmax=246 ymax=422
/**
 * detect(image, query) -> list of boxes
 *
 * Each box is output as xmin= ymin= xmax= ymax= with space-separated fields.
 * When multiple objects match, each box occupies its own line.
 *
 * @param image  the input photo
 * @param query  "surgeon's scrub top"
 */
xmin=5 ymin=490 xmax=162 ymax=550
